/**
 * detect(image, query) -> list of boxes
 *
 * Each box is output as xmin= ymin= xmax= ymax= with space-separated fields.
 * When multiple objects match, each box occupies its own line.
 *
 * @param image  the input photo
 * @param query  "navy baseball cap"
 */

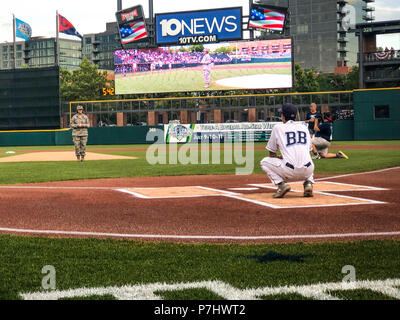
xmin=323 ymin=112 xmax=332 ymax=121
xmin=279 ymin=103 xmax=297 ymax=120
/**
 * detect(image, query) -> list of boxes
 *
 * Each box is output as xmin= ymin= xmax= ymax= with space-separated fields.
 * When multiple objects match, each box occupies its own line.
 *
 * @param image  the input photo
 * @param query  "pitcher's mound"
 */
xmin=0 ymin=152 xmax=137 ymax=163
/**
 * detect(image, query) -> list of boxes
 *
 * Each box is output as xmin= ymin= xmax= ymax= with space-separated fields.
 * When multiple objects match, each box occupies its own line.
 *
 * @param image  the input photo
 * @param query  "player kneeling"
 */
xmin=311 ymin=112 xmax=349 ymax=160
xmin=260 ymin=103 xmax=315 ymax=198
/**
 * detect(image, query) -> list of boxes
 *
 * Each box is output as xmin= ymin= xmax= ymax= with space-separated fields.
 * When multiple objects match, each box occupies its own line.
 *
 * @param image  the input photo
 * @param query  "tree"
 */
xmin=60 ymin=58 xmax=111 ymax=102
xmin=294 ymin=64 xmax=319 ymax=92
xmin=344 ymin=66 xmax=359 ymax=90
xmin=316 ymin=73 xmax=346 ymax=91
xmin=294 ymin=64 xmax=360 ymax=92
xmin=190 ymin=44 xmax=204 ymax=52
xmin=214 ymin=46 xmax=231 ymax=54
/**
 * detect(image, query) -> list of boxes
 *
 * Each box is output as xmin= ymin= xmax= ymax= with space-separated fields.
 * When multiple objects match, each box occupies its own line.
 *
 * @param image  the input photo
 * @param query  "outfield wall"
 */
xmin=0 ymin=122 xmax=353 ymax=147
xmin=353 ymin=89 xmax=400 ymax=140
xmin=0 ymin=126 xmax=164 ymax=147
xmin=1 ymin=88 xmax=399 ymax=146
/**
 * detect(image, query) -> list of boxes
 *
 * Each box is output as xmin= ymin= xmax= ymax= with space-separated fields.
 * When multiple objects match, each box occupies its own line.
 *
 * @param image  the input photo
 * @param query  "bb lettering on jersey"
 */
xmin=285 ymin=131 xmax=308 ymax=147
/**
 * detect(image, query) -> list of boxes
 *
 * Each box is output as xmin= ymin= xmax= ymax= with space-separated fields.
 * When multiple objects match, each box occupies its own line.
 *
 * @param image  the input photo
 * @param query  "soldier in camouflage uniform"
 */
xmin=70 ymin=105 xmax=90 ymax=162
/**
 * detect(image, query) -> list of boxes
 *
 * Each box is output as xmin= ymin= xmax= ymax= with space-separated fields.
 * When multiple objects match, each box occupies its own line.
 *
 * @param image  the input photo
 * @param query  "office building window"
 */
xmin=297 ymin=25 xmax=309 ymax=34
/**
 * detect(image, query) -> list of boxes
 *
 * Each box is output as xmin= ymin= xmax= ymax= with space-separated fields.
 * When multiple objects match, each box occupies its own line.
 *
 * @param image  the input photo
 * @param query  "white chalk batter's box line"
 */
xmin=115 ymin=186 xmax=238 ymax=199
xmin=114 ymin=184 xmax=387 ymax=209
xmin=224 ymin=193 xmax=386 ymax=209
xmin=248 ymin=181 xmax=389 ymax=192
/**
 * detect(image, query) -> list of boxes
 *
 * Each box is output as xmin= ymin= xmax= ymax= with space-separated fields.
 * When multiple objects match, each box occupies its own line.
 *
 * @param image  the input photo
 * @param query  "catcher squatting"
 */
xmin=260 ymin=103 xmax=348 ymax=199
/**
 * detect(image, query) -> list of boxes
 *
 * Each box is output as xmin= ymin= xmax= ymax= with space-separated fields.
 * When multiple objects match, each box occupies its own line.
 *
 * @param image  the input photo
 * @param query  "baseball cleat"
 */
xmin=76 ymin=156 xmax=80 ymax=161
xmin=273 ymin=182 xmax=291 ymax=198
xmin=303 ymin=181 xmax=313 ymax=197
xmin=337 ymin=151 xmax=349 ymax=159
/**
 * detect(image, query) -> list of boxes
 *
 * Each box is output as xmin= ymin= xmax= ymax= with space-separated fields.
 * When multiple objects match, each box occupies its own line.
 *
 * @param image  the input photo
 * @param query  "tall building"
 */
xmin=257 ymin=0 xmax=371 ymax=73
xmin=0 ymin=42 xmax=24 ymax=69
xmin=82 ymin=20 xmax=154 ymax=71
xmin=83 ymin=22 xmax=122 ymax=71
xmin=352 ymin=19 xmax=400 ymax=89
xmin=0 ymin=37 xmax=82 ymax=70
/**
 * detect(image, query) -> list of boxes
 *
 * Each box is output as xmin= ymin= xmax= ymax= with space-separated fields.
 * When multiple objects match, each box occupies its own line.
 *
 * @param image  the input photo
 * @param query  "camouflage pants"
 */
xmin=73 ymin=136 xmax=88 ymax=157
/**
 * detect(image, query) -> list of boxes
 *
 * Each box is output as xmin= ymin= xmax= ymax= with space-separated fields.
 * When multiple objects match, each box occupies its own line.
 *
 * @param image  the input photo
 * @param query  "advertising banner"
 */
xmin=116 ymin=5 xmax=148 ymax=45
xmin=164 ymin=122 xmax=283 ymax=143
xmin=248 ymin=4 xmax=288 ymax=34
xmin=155 ymin=7 xmax=242 ymax=45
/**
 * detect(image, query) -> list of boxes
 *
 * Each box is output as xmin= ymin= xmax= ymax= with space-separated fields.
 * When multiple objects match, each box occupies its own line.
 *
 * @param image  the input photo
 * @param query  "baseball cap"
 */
xmin=323 ymin=112 xmax=332 ymax=121
xmin=77 ymin=105 xmax=84 ymax=111
xmin=279 ymin=103 xmax=297 ymax=121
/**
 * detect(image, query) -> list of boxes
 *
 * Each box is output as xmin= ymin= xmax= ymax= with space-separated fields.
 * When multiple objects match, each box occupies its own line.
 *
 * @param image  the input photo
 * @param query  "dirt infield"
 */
xmin=7 ymin=145 xmax=399 ymax=154
xmin=0 ymin=167 xmax=399 ymax=244
xmin=0 ymin=152 xmax=137 ymax=162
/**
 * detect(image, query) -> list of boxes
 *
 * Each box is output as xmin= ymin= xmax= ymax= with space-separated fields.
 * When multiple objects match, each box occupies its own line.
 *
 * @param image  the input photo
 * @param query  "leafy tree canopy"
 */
xmin=60 ymin=58 xmax=112 ymax=102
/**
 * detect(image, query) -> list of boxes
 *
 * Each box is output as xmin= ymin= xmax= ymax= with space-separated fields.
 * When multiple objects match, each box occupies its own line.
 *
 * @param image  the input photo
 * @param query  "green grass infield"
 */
xmin=0 ymin=141 xmax=398 ymax=185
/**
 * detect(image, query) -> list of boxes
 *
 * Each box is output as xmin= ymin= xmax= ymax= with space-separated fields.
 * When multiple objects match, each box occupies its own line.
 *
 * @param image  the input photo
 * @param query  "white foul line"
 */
xmin=316 ymin=166 xmax=400 ymax=181
xmin=0 ymin=227 xmax=400 ymax=241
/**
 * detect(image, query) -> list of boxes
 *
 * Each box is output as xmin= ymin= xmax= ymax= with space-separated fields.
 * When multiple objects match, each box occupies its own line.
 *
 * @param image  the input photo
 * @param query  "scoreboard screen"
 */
xmin=114 ymin=38 xmax=293 ymax=94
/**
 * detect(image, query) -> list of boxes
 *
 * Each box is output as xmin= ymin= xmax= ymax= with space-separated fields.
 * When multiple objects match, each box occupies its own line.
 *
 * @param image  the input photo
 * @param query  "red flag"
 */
xmin=58 ymin=14 xmax=82 ymax=39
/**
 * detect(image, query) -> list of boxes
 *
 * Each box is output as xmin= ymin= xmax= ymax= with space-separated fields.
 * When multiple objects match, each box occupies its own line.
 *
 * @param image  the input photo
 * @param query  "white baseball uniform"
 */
xmin=260 ymin=120 xmax=315 ymax=185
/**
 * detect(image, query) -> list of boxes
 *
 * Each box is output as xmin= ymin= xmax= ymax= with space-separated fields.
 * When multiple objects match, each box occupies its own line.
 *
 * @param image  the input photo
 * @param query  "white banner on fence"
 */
xmin=164 ymin=122 xmax=282 ymax=143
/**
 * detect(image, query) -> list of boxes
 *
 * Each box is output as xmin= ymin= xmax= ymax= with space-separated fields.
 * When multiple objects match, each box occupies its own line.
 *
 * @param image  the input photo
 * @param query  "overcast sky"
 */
xmin=0 ymin=0 xmax=399 ymax=47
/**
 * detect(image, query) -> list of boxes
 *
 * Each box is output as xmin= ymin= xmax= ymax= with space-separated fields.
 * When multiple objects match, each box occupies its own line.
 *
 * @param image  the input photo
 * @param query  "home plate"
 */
xmin=0 ymin=152 xmax=137 ymax=162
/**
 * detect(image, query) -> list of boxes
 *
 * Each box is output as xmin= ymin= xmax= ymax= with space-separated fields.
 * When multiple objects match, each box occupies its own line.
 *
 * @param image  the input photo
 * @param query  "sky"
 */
xmin=0 ymin=0 xmax=399 ymax=47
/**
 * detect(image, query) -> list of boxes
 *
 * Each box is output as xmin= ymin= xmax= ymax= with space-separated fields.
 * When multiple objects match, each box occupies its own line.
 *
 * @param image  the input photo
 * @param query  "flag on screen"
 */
xmin=249 ymin=7 xmax=286 ymax=32
xmin=120 ymin=20 xmax=147 ymax=44
xmin=58 ymin=14 xmax=83 ymax=39
xmin=15 ymin=18 xmax=32 ymax=41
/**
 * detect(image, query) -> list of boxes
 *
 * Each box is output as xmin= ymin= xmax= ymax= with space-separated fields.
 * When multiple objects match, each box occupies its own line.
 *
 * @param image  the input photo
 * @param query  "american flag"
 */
xmin=249 ymin=7 xmax=286 ymax=32
xmin=120 ymin=20 xmax=147 ymax=44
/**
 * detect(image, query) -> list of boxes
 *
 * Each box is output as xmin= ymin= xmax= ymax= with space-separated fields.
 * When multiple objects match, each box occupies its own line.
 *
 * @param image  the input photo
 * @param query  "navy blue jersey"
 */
xmin=315 ymin=121 xmax=332 ymax=142
xmin=306 ymin=111 xmax=322 ymax=131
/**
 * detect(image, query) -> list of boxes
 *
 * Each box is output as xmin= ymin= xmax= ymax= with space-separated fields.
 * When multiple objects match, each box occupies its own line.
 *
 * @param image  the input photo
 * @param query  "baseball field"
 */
xmin=1 ymin=140 xmax=400 ymax=301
